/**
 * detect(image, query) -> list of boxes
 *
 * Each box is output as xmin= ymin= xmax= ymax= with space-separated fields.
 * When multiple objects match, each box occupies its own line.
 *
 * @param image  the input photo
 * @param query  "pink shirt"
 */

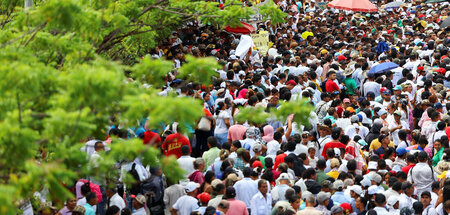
xmin=226 ymin=198 xmax=249 ymax=215
xmin=227 ymin=125 xmax=247 ymax=142
xmin=188 ymin=170 xmax=204 ymax=185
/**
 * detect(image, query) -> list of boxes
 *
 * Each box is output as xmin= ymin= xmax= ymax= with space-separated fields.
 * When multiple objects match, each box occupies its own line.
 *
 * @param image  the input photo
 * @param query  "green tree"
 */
xmin=0 ymin=0 xmax=287 ymax=213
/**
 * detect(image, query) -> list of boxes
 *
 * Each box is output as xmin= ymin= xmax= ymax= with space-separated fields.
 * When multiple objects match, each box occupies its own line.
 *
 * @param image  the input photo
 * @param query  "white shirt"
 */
xmin=214 ymin=111 xmax=231 ymax=134
xmin=407 ymin=162 xmax=436 ymax=191
xmin=373 ymin=206 xmax=390 ymax=215
xmin=109 ymin=193 xmax=125 ymax=210
xmin=250 ymin=191 xmax=272 ymax=215
xmin=294 ymin=144 xmax=308 ymax=156
xmin=267 ymin=140 xmax=281 ymax=160
xmin=398 ymin=193 xmax=416 ymax=210
xmin=364 ymin=81 xmax=381 ymax=97
xmin=172 ymin=195 xmax=199 ymax=215
xmin=132 ymin=207 xmax=146 ymax=215
xmin=177 ymin=156 xmax=196 ymax=178
xmin=389 ymin=120 xmax=409 ymax=146
xmin=423 ymin=204 xmax=437 ymax=215
xmin=233 ymin=178 xmax=258 ymax=208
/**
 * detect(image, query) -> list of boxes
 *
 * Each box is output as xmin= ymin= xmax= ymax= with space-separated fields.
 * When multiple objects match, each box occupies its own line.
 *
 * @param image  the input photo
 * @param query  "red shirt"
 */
xmin=162 ymin=133 xmax=190 ymax=158
xmin=321 ymin=141 xmax=346 ymax=159
xmin=325 ymin=79 xmax=339 ymax=93
xmin=402 ymin=164 xmax=415 ymax=176
xmin=143 ymin=131 xmax=161 ymax=145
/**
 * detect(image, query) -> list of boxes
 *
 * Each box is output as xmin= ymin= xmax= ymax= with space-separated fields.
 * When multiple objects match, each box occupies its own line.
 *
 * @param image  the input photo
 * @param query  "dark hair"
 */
xmin=243 ymin=167 xmax=252 ymax=177
xmin=181 ymin=145 xmax=190 ymax=155
xmin=302 ymin=168 xmax=316 ymax=179
xmin=375 ymin=193 xmax=386 ymax=206
xmin=232 ymin=140 xmax=241 ymax=148
xmin=208 ymin=136 xmax=218 ymax=148
xmin=347 ymin=160 xmax=357 ymax=171
xmin=274 ymin=131 xmax=283 ymax=141
xmin=317 ymin=159 xmax=326 ymax=169
xmin=121 ymin=208 xmax=132 ymax=215
xmin=85 ymin=192 xmax=97 ymax=203
xmin=81 ymin=182 xmax=91 ymax=196
xmin=106 ymin=206 xmax=120 ymax=215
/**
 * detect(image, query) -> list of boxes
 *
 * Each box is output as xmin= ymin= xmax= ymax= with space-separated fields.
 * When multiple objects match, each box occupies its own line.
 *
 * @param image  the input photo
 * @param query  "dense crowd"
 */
xmin=31 ymin=0 xmax=450 ymax=215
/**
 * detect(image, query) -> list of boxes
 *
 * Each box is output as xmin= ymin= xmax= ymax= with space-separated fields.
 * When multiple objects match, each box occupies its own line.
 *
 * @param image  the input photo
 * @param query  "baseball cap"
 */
xmin=321 ymin=180 xmax=335 ymax=189
xmin=367 ymin=91 xmax=375 ymax=98
xmin=377 ymin=109 xmax=387 ymax=116
xmin=278 ymin=173 xmax=290 ymax=180
xmin=333 ymin=180 xmax=344 ymax=190
xmin=343 ymin=98 xmax=351 ymax=103
xmin=317 ymin=192 xmax=331 ymax=204
xmin=384 ymin=89 xmax=392 ymax=95
xmin=394 ymin=110 xmax=402 ymax=116
xmin=351 ymin=115 xmax=359 ymax=123
xmin=211 ymin=179 xmax=223 ymax=188
xmin=331 ymin=205 xmax=343 ymax=214
xmin=134 ymin=194 xmax=147 ymax=205
xmin=197 ymin=192 xmax=211 ymax=203
xmin=185 ymin=182 xmax=200 ymax=192
xmin=396 ymin=147 xmax=409 ymax=156
xmin=338 ymin=55 xmax=347 ymax=61
xmin=349 ymin=185 xmax=363 ymax=196
xmin=286 ymin=80 xmax=297 ymax=85
xmin=368 ymin=161 xmax=378 ymax=170
xmin=393 ymin=85 xmax=403 ymax=91
xmin=434 ymin=103 xmax=443 ymax=109
xmin=387 ymin=195 xmax=400 ymax=207
xmin=380 ymin=87 xmax=387 ymax=93
xmin=253 ymin=144 xmax=262 ymax=153
xmin=368 ymin=185 xmax=383 ymax=195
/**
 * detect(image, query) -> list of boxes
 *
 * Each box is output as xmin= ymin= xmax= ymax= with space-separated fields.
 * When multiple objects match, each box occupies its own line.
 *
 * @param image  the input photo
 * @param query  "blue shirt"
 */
xmin=84 ymin=203 xmax=96 ymax=215
xmin=331 ymin=191 xmax=352 ymax=205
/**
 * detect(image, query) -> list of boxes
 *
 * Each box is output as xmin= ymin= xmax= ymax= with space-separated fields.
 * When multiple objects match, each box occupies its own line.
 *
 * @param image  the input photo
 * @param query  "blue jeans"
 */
xmin=214 ymin=133 xmax=228 ymax=146
xmin=96 ymin=186 xmax=107 ymax=215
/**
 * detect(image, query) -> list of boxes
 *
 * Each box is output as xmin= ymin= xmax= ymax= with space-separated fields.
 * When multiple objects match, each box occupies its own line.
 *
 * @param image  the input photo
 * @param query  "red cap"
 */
xmin=380 ymin=87 xmax=387 ymax=93
xmin=418 ymin=14 xmax=425 ymax=18
xmin=252 ymin=160 xmax=263 ymax=168
xmin=437 ymin=68 xmax=446 ymax=74
xmin=441 ymin=56 xmax=448 ymax=62
xmin=286 ymin=80 xmax=297 ymax=85
xmin=387 ymin=30 xmax=394 ymax=34
xmin=338 ymin=55 xmax=347 ymax=61
xmin=417 ymin=66 xmax=424 ymax=71
xmin=197 ymin=192 xmax=210 ymax=203
xmin=340 ymin=203 xmax=352 ymax=213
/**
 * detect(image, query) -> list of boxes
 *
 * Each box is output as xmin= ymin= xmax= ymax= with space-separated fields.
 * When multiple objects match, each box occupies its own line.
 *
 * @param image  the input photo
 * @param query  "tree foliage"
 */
xmin=0 ymin=0 xmax=287 ymax=213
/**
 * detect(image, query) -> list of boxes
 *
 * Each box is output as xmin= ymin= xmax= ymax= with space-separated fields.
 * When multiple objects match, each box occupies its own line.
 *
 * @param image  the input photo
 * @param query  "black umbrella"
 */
xmin=441 ymin=17 xmax=450 ymax=29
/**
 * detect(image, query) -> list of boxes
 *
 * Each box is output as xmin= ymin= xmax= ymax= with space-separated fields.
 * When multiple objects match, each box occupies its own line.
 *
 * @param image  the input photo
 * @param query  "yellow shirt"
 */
xmin=369 ymin=139 xmax=395 ymax=151
xmin=326 ymin=171 xmax=339 ymax=179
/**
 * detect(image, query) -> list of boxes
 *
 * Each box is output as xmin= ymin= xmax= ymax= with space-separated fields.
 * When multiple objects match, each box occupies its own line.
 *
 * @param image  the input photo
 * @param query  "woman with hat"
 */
xmin=343 ymin=69 xmax=358 ymax=97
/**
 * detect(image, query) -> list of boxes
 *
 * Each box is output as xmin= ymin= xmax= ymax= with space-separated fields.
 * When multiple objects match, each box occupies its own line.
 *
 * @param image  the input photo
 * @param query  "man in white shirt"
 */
xmin=132 ymin=194 xmax=147 ymax=215
xmin=177 ymin=145 xmax=196 ymax=178
xmin=106 ymin=187 xmax=125 ymax=210
xmin=407 ymin=151 xmax=437 ymax=196
xmin=373 ymin=194 xmax=390 ymax=215
xmin=399 ymin=182 xmax=416 ymax=209
xmin=272 ymin=173 xmax=291 ymax=202
xmin=389 ymin=111 xmax=409 ymax=146
xmin=363 ymin=73 xmax=381 ymax=97
xmin=234 ymin=167 xmax=258 ymax=208
xmin=421 ymin=191 xmax=437 ymax=215
xmin=267 ymin=132 xmax=282 ymax=160
xmin=171 ymin=182 xmax=200 ymax=215
xmin=250 ymin=179 xmax=272 ymax=215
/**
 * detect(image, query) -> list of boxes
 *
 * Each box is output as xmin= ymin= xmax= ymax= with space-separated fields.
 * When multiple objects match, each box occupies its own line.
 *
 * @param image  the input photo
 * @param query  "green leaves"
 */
xmin=235 ymin=99 xmax=314 ymax=127
xmin=178 ymin=55 xmax=220 ymax=85
xmin=132 ymin=55 xmax=173 ymax=88
xmin=258 ymin=0 xmax=287 ymax=25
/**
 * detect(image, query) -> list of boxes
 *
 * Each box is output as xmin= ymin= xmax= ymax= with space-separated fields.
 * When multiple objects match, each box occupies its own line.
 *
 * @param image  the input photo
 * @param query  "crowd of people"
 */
xmin=32 ymin=0 xmax=450 ymax=214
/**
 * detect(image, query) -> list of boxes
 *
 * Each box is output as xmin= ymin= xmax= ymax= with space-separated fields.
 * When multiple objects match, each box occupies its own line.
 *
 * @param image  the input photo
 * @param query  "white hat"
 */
xmin=368 ymin=185 xmax=383 ymax=195
xmin=377 ymin=109 xmax=387 ymax=116
xmin=368 ymin=161 xmax=378 ymax=170
xmin=333 ymin=180 xmax=344 ymax=190
xmin=387 ymin=195 xmax=400 ymax=207
xmin=185 ymin=182 xmax=200 ymax=192
xmin=349 ymin=185 xmax=363 ymax=196
xmin=279 ymin=173 xmax=290 ymax=180
xmin=360 ymin=176 xmax=371 ymax=188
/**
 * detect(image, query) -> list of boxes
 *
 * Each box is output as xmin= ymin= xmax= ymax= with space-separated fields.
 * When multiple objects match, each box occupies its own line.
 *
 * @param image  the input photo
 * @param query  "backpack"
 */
xmin=78 ymin=179 xmax=103 ymax=202
xmin=128 ymin=163 xmax=141 ymax=195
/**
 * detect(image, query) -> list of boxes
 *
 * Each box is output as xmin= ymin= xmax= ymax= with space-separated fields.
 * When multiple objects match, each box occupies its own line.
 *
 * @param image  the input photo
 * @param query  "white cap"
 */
xmin=368 ymin=185 xmax=383 ymax=195
xmin=387 ymin=195 xmax=400 ymax=206
xmin=368 ymin=161 xmax=378 ymax=170
xmin=349 ymin=185 xmax=363 ymax=196
xmin=185 ymin=182 xmax=200 ymax=192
